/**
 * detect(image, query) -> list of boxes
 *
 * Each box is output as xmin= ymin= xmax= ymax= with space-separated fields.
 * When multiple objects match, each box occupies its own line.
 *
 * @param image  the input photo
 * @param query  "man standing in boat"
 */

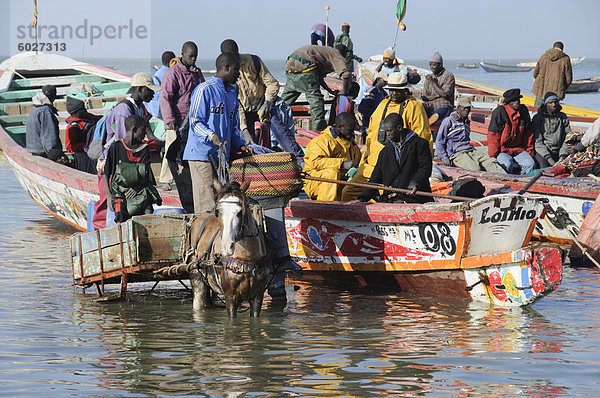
xmin=25 ymin=85 xmax=60 ymax=158
xmin=358 ymin=113 xmax=433 ymax=204
xmin=532 ymin=42 xmax=573 ymax=106
xmin=488 ymin=89 xmax=536 ymax=174
xmin=341 ymin=72 xmax=432 ymax=201
xmin=281 ymin=44 xmax=351 ymax=131
xmin=184 ymin=53 xmax=252 ymax=214
xmin=436 ymin=97 xmax=506 ymax=173
xmin=334 ymin=23 xmax=363 ymax=76
xmin=160 ymin=41 xmax=205 ymax=213
xmin=421 ymin=52 xmax=455 ymax=126
xmin=219 ymin=39 xmax=279 ymax=145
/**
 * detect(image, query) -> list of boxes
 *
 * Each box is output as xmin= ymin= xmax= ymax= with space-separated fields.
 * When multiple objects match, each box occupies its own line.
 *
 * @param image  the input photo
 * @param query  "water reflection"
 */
xmin=2 ymin=153 xmax=600 ymax=396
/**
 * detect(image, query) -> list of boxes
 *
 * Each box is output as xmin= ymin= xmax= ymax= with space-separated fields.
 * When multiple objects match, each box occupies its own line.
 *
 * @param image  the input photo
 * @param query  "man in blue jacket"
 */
xmin=26 ymin=85 xmax=61 ymax=156
xmin=184 ymin=52 xmax=252 ymax=213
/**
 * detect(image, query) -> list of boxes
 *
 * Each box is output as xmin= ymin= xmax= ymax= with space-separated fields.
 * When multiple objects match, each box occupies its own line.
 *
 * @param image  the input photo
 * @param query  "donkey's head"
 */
xmin=215 ymin=180 xmax=251 ymax=257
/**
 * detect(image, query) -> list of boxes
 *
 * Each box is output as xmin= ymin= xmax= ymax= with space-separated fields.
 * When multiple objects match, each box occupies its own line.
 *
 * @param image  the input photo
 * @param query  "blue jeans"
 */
xmin=496 ymin=151 xmax=535 ymax=174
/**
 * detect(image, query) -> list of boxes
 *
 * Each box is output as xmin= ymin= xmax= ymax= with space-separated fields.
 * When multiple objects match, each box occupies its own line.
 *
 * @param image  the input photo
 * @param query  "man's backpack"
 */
xmin=86 ymin=99 xmax=137 ymax=161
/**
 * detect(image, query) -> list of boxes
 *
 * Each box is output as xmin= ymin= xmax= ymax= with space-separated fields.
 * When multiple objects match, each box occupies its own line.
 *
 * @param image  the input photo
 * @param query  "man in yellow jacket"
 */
xmin=341 ymin=72 xmax=432 ymax=201
xmin=304 ymin=112 xmax=361 ymax=201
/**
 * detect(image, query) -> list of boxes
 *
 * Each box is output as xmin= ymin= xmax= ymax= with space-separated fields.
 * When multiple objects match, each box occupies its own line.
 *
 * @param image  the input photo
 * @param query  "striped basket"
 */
xmin=230 ymin=152 xmax=302 ymax=197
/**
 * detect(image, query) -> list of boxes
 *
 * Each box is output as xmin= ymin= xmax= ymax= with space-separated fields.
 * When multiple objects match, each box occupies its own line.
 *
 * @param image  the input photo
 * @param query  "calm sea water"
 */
xmin=2 ymin=57 xmax=600 ymax=396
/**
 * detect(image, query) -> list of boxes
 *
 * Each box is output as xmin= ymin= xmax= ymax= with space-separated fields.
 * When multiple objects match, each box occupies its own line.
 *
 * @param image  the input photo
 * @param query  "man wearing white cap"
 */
xmin=421 ymin=51 xmax=455 ymax=126
xmin=436 ymin=97 xmax=506 ymax=173
xmin=341 ymin=72 xmax=432 ymax=201
xmin=92 ymin=72 xmax=158 ymax=230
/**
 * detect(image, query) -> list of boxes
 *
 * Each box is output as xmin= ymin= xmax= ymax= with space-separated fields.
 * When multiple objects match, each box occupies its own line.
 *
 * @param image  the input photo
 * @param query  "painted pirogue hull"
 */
xmin=567 ymin=79 xmax=600 ymax=94
xmin=285 ymin=195 xmax=563 ymax=306
xmin=438 ymin=165 xmax=599 ymax=244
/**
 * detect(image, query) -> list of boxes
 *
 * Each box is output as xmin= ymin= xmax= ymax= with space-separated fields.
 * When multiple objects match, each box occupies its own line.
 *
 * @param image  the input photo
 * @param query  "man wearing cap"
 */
xmin=436 ymin=97 xmax=506 ymax=173
xmin=281 ymin=44 xmax=351 ymax=131
xmin=375 ymin=47 xmax=421 ymax=84
xmin=26 ymin=85 xmax=61 ymax=157
xmin=358 ymin=71 xmax=388 ymax=131
xmin=92 ymin=72 xmax=158 ymax=230
xmin=341 ymin=72 xmax=432 ymax=201
xmin=488 ymin=88 xmax=535 ymax=174
xmin=421 ymin=52 xmax=455 ymax=126
xmin=532 ymin=91 xmax=571 ymax=167
xmin=334 ymin=23 xmax=363 ymax=74
xmin=532 ymin=42 xmax=573 ymax=106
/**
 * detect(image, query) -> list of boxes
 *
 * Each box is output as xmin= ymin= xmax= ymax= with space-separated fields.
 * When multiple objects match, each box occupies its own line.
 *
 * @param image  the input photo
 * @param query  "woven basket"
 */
xmin=230 ymin=152 xmax=302 ymax=197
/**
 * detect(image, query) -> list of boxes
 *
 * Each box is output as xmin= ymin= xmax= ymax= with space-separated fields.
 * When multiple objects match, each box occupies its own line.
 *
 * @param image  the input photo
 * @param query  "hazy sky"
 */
xmin=2 ymin=0 xmax=599 ymax=60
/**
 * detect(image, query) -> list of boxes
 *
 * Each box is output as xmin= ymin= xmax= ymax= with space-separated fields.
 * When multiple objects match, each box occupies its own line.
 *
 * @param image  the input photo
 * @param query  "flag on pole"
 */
xmin=31 ymin=0 xmax=38 ymax=27
xmin=396 ymin=0 xmax=407 ymax=31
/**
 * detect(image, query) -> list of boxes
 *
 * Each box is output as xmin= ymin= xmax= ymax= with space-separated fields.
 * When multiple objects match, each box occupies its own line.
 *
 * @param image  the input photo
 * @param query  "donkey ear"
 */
xmin=213 ymin=180 xmax=224 ymax=193
xmin=240 ymin=178 xmax=252 ymax=192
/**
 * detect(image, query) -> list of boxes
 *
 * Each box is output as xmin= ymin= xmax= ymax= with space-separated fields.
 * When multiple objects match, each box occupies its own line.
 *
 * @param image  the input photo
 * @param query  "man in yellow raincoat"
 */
xmin=341 ymin=72 xmax=432 ymax=201
xmin=303 ymin=112 xmax=361 ymax=201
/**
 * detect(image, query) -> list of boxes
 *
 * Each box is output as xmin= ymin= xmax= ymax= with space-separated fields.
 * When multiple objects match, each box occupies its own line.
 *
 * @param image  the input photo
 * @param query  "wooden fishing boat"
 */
xmin=479 ymin=61 xmax=532 ymax=73
xmin=457 ymin=63 xmax=478 ymax=69
xmin=0 ymin=52 xmax=181 ymax=231
xmin=517 ymin=56 xmax=586 ymax=68
xmin=567 ymin=78 xmax=600 ymax=94
xmin=284 ymin=195 xmax=562 ymax=306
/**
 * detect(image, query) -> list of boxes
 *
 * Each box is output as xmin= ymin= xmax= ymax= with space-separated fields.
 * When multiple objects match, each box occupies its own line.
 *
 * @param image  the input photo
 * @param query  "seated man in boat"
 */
xmin=220 ymin=39 xmax=280 ymax=145
xmin=532 ymin=91 xmax=571 ymax=168
xmin=358 ymin=113 xmax=433 ymax=204
xmin=303 ymin=112 xmax=361 ymax=201
xmin=488 ymin=88 xmax=536 ymax=175
xmin=25 ymin=85 xmax=61 ymax=157
xmin=375 ymin=47 xmax=421 ymax=84
xmin=436 ymin=97 xmax=506 ymax=173
xmin=104 ymin=115 xmax=162 ymax=224
xmin=281 ymin=44 xmax=351 ymax=131
xmin=65 ymin=96 xmax=101 ymax=174
xmin=358 ymin=71 xmax=388 ymax=132
xmin=184 ymin=52 xmax=253 ymax=214
xmin=341 ymin=72 xmax=432 ymax=201
xmin=421 ymin=52 xmax=455 ymax=126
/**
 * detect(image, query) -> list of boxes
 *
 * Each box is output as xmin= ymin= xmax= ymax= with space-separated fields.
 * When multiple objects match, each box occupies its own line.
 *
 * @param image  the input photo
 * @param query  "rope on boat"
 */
xmin=300 ymin=172 xmax=476 ymax=202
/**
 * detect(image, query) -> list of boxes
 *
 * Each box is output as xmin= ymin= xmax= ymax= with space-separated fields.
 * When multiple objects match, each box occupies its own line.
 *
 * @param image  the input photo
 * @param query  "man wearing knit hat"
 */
xmin=334 ymin=23 xmax=363 ymax=74
xmin=26 ymin=85 xmax=61 ymax=157
xmin=488 ymin=88 xmax=535 ymax=174
xmin=421 ymin=51 xmax=455 ymax=126
xmin=532 ymin=91 xmax=571 ymax=167
xmin=436 ymin=96 xmax=506 ymax=173
xmin=65 ymin=96 xmax=101 ymax=173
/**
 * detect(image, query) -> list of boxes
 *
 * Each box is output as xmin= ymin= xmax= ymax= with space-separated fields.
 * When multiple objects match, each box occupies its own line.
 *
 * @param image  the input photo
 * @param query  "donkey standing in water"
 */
xmin=188 ymin=180 xmax=272 ymax=317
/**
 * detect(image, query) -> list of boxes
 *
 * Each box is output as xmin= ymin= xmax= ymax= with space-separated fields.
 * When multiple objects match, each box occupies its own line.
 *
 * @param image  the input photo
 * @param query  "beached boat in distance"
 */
xmin=567 ymin=77 xmax=600 ymax=94
xmin=517 ymin=56 xmax=586 ymax=68
xmin=285 ymin=195 xmax=562 ymax=306
xmin=479 ymin=61 xmax=532 ymax=73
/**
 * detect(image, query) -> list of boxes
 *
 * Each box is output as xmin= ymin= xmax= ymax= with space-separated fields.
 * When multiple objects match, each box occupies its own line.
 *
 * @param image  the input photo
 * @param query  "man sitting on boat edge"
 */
xmin=303 ymin=112 xmax=361 ymax=201
xmin=421 ymin=52 xmax=455 ymax=127
xmin=25 ymin=85 xmax=61 ymax=158
xmin=436 ymin=97 xmax=506 ymax=173
xmin=358 ymin=113 xmax=433 ymax=204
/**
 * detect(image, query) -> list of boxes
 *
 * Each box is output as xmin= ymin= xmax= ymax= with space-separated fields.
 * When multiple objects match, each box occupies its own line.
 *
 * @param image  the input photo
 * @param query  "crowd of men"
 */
xmin=24 ymin=24 xmax=600 ymax=218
